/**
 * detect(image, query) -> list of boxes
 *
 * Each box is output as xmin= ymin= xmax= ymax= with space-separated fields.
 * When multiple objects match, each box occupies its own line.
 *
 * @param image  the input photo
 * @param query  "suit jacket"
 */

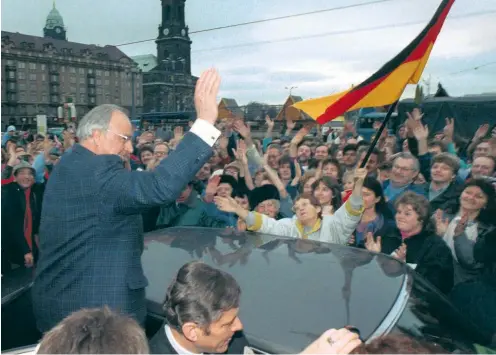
xmin=1 ymin=182 xmax=44 ymax=266
xmin=32 ymin=133 xmax=213 ymax=332
xmin=149 ymin=322 xmax=249 ymax=354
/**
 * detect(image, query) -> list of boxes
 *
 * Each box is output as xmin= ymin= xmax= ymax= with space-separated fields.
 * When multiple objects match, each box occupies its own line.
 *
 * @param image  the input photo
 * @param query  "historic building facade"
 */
xmin=1 ymin=3 xmax=142 ymax=130
xmin=142 ymin=0 xmax=197 ymax=114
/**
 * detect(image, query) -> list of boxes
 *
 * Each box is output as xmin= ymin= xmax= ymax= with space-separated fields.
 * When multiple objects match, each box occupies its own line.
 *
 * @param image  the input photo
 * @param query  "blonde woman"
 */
xmin=214 ymin=169 xmax=367 ymax=244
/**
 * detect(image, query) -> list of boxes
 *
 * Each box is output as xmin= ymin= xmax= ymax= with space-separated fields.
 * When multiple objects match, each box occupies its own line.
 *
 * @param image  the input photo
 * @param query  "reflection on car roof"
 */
xmin=143 ymin=227 xmax=408 ymax=354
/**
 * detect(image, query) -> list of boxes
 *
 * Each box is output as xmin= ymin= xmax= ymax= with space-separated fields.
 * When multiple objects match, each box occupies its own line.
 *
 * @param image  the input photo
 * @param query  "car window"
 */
xmin=391 ymin=270 xmax=490 ymax=353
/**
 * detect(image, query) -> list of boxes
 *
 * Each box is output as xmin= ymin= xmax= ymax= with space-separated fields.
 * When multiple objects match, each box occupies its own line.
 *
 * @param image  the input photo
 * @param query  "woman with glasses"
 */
xmin=213 ymin=169 xmax=367 ymax=244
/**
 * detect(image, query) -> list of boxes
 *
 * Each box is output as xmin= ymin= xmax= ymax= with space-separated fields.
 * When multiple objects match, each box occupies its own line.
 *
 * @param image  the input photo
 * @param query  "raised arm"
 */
xmin=99 ymin=69 xmax=222 ymax=213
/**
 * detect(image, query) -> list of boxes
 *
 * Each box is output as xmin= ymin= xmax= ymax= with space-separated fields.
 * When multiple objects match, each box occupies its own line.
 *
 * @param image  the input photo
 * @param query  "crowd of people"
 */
xmin=1 ymin=67 xmax=496 ymax=353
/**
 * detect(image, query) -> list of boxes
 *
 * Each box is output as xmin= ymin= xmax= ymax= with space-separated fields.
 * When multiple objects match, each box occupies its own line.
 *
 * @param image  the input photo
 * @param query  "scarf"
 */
xmin=24 ymin=187 xmax=33 ymax=250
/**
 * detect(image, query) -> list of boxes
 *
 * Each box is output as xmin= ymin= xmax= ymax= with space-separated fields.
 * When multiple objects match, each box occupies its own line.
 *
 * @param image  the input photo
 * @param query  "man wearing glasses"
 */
xmin=383 ymin=152 xmax=426 ymax=210
xmin=32 ymin=69 xmax=222 ymax=332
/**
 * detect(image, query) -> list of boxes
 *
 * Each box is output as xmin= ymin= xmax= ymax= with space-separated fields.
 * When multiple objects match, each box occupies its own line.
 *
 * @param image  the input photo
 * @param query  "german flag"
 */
xmin=293 ymin=0 xmax=455 ymax=124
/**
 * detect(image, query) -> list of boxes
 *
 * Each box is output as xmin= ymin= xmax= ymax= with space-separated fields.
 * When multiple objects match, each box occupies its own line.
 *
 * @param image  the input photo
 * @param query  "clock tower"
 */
xmin=156 ymin=0 xmax=191 ymax=74
xmin=43 ymin=1 xmax=67 ymax=41
xmin=142 ymin=0 xmax=197 ymax=114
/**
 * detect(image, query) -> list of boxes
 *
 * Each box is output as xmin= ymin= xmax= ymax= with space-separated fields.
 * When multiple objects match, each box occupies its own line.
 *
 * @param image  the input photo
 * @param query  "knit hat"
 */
xmin=248 ymin=184 xmax=280 ymax=210
xmin=13 ymin=161 xmax=35 ymax=176
xmin=7 ymin=125 xmax=16 ymax=132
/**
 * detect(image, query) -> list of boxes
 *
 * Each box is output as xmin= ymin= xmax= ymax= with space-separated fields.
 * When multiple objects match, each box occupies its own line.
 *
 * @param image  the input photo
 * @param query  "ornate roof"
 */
xmin=45 ymin=1 xmax=65 ymax=30
xmin=1 ymin=31 xmax=133 ymax=63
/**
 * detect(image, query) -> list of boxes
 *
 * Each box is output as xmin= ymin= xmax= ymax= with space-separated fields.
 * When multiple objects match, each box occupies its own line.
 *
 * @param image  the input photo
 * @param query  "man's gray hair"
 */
xmin=76 ymin=104 xmax=129 ymax=141
xmin=393 ymin=152 xmax=420 ymax=172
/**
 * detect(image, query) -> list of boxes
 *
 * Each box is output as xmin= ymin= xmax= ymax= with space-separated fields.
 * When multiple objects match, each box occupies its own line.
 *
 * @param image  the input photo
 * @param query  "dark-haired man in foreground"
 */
xmin=148 ymin=261 xmax=247 ymax=354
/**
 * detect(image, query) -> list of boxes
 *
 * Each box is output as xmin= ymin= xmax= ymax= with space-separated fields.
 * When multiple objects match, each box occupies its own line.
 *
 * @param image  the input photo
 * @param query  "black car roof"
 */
xmin=143 ymin=227 xmax=408 ymax=353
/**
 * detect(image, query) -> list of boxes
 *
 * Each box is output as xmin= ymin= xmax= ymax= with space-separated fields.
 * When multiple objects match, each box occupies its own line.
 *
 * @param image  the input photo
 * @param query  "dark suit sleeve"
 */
xmin=418 ymin=240 xmax=454 ymax=294
xmin=96 ymin=133 xmax=213 ymax=214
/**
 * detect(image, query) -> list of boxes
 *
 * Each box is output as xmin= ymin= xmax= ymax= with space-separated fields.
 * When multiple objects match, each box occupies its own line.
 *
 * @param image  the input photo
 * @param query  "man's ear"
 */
xmin=182 ymin=322 xmax=200 ymax=342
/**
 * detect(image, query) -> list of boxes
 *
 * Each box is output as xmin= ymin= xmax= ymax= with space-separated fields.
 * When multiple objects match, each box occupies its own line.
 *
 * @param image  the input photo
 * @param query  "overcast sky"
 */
xmin=2 ymin=0 xmax=496 ymax=104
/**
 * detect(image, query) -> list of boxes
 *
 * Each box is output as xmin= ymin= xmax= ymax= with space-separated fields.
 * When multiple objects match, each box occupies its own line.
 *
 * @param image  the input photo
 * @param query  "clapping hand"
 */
xmin=194 ymin=68 xmax=221 ymax=125
xmin=453 ymin=212 xmax=468 ymax=237
xmin=365 ymin=232 xmax=381 ymax=253
xmin=434 ymin=209 xmax=449 ymax=236
xmin=392 ymin=243 xmax=407 ymax=262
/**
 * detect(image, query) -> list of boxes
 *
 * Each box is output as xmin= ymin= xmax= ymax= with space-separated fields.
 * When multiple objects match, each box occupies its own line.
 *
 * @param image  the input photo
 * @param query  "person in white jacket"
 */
xmin=215 ymin=168 xmax=367 ymax=244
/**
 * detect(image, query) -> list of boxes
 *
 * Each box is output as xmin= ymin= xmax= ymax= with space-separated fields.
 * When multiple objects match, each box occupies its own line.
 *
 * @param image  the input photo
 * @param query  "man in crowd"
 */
xmin=149 ymin=261 xmax=247 ymax=354
xmin=1 ymin=161 xmax=44 ymax=271
xmin=32 ymin=69 xmax=222 ymax=332
xmin=36 ymin=306 xmax=149 ymax=354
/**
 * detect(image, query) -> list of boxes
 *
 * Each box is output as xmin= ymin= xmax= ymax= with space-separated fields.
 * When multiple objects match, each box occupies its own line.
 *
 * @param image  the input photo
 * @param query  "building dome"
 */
xmin=45 ymin=2 xmax=64 ymax=29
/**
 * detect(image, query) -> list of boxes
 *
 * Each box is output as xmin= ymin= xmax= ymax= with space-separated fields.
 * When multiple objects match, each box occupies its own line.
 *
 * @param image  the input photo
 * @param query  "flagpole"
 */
xmin=359 ymin=100 xmax=399 ymax=169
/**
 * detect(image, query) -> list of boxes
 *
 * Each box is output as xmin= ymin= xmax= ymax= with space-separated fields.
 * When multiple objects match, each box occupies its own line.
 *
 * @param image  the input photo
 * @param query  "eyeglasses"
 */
xmin=393 ymin=164 xmax=414 ymax=172
xmin=107 ymin=129 xmax=131 ymax=142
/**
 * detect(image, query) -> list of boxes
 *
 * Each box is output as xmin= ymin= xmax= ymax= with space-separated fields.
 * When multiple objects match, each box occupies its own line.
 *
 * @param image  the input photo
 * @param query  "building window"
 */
xmin=51 ymin=95 xmax=58 ymax=102
xmin=90 ymin=97 xmax=95 ymax=104
xmin=96 ymin=87 xmax=102 ymax=95
xmin=30 ymin=92 xmax=37 ymax=102
xmin=104 ymin=79 xmax=110 ymax=86
xmin=19 ymin=83 xmax=26 ymax=90
xmin=8 ymin=71 xmax=15 ymax=79
xmin=29 ymin=63 xmax=37 ymax=70
xmin=80 ymin=93 xmax=86 ymax=103
xmin=29 ymin=73 xmax=37 ymax=81
xmin=70 ymin=76 xmax=77 ymax=84
xmin=96 ymin=70 xmax=102 ymax=76
xmin=96 ymin=79 xmax=102 ymax=85
xmin=19 ymin=92 xmax=26 ymax=101
xmin=18 ymin=62 xmax=26 ymax=69
xmin=7 ymin=59 xmax=14 ymax=65
xmin=70 ymin=67 xmax=76 ymax=73
xmin=105 ymin=71 xmax=110 ymax=77
xmin=79 ymin=68 xmax=85 ymax=74
xmin=89 ymin=78 xmax=95 ymax=85
xmin=41 ymin=74 xmax=46 ymax=81
xmin=42 ymin=93 xmax=48 ymax=102
xmin=61 ymin=66 xmax=65 ymax=72
xmin=88 ymin=68 xmax=94 ymax=74
xmin=8 ymin=82 xmax=15 ymax=90
xmin=51 ymin=75 xmax=57 ymax=82
xmin=41 ymin=64 xmax=46 ymax=71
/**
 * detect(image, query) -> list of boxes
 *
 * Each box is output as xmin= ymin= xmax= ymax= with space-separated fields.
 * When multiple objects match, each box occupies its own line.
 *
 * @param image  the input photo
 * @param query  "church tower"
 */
xmin=156 ymin=0 xmax=192 ymax=74
xmin=43 ymin=1 xmax=67 ymax=41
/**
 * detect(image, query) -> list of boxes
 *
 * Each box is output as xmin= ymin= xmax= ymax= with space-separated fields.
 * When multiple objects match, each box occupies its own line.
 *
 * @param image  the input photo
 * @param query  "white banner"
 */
xmin=36 ymin=115 xmax=47 ymax=135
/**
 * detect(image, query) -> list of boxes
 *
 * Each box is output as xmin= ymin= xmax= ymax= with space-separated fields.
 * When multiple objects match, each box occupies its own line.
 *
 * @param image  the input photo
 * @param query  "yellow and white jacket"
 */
xmin=245 ymin=196 xmax=363 ymax=244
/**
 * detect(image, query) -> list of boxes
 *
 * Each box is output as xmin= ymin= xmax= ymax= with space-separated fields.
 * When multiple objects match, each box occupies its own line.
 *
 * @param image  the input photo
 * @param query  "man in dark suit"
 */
xmin=148 ymin=261 xmax=249 ymax=354
xmin=32 ymin=69 xmax=222 ymax=332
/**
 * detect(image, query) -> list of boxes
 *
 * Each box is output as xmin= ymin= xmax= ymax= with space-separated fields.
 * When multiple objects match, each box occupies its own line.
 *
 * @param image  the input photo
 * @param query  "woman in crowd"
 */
xmin=348 ymin=177 xmax=394 ymax=248
xmin=312 ymin=176 xmax=342 ymax=216
xmin=365 ymin=191 xmax=454 ymax=294
xmin=214 ymin=169 xmax=367 ymax=244
xmin=299 ymin=170 xmax=318 ymax=196
xmin=434 ymin=178 xmax=496 ymax=286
